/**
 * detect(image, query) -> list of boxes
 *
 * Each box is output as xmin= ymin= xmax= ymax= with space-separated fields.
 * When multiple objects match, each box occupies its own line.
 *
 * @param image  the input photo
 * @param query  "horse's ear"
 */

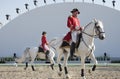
xmin=93 ymin=18 xmax=97 ymax=22
xmin=26 ymin=47 xmax=30 ymax=50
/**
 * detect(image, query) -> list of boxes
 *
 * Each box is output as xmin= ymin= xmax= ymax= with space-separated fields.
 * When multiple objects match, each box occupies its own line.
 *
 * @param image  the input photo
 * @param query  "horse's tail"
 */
xmin=15 ymin=47 xmax=30 ymax=63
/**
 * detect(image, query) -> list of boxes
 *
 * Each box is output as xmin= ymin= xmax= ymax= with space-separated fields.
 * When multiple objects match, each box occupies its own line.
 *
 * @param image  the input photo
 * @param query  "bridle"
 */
xmin=81 ymin=21 xmax=105 ymax=58
xmin=82 ymin=21 xmax=105 ymax=38
xmin=94 ymin=22 xmax=105 ymax=38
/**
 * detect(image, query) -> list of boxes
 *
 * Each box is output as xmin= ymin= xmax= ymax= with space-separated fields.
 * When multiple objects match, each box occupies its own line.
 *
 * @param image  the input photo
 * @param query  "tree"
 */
xmin=16 ymin=8 xmax=20 ymax=14
xmin=44 ymin=0 xmax=46 ymax=4
xmin=104 ymin=52 xmax=107 ymax=61
xmin=5 ymin=14 xmax=10 ymax=20
xmin=33 ymin=0 xmax=38 ymax=6
xmin=102 ymin=0 xmax=106 ymax=5
xmin=0 ymin=22 xmax=3 ymax=29
xmin=25 ymin=3 xmax=29 ymax=11
xmin=53 ymin=0 xmax=56 ymax=3
xmin=92 ymin=0 xmax=94 ymax=4
xmin=0 ymin=22 xmax=2 ymax=25
xmin=112 ymin=0 xmax=116 ymax=8
xmin=13 ymin=53 xmax=17 ymax=58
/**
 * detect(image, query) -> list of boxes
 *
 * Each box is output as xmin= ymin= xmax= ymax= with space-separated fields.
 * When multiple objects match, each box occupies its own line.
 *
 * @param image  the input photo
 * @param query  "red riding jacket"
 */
xmin=67 ymin=15 xmax=82 ymax=31
xmin=41 ymin=35 xmax=48 ymax=50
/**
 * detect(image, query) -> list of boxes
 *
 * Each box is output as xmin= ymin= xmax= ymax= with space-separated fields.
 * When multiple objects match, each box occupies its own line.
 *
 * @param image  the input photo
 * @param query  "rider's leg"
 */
xmin=76 ymin=32 xmax=82 ymax=48
xmin=70 ymin=31 xmax=77 ymax=59
xmin=70 ymin=42 xmax=76 ymax=58
xmin=44 ymin=44 xmax=50 ymax=63
xmin=45 ymin=50 xmax=50 ymax=61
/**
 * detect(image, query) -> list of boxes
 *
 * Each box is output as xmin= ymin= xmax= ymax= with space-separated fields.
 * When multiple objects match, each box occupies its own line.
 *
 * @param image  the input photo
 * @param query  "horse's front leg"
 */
xmin=30 ymin=58 xmax=35 ymax=71
xmin=81 ymin=54 xmax=86 ymax=79
xmin=90 ymin=52 xmax=98 ymax=71
xmin=57 ymin=50 xmax=63 ymax=76
xmin=49 ymin=50 xmax=55 ymax=70
xmin=63 ymin=49 xmax=71 ymax=79
xmin=24 ymin=62 xmax=28 ymax=70
xmin=24 ymin=61 xmax=35 ymax=71
xmin=29 ymin=52 xmax=37 ymax=71
xmin=24 ymin=58 xmax=35 ymax=71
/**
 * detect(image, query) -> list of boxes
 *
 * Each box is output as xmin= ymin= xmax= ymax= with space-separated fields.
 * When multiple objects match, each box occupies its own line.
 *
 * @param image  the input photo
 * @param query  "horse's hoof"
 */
xmin=24 ymin=68 xmax=26 ymax=70
xmin=92 ymin=65 xmax=96 ymax=71
xmin=82 ymin=76 xmax=86 ymax=79
xmin=58 ymin=71 xmax=62 ymax=76
xmin=66 ymin=74 xmax=71 ymax=79
xmin=88 ymin=69 xmax=91 ymax=74
xmin=33 ymin=69 xmax=36 ymax=71
xmin=32 ymin=68 xmax=36 ymax=71
xmin=50 ymin=64 xmax=54 ymax=70
xmin=13 ymin=63 xmax=18 ymax=67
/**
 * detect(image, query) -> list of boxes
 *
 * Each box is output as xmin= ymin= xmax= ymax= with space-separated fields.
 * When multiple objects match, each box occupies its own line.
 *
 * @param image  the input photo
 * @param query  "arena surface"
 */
xmin=0 ymin=64 xmax=120 ymax=79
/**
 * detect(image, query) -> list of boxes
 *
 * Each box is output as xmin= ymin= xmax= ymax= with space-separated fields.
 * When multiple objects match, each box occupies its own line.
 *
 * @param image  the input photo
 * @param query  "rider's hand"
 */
xmin=79 ymin=26 xmax=84 ymax=31
xmin=75 ymin=26 xmax=80 ymax=30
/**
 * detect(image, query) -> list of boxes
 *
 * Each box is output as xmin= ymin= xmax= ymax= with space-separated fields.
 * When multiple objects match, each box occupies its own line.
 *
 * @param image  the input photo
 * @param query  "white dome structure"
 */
xmin=0 ymin=2 xmax=120 ymax=57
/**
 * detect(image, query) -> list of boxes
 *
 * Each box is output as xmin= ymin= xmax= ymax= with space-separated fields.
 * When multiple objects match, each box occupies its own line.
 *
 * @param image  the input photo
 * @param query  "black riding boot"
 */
xmin=70 ymin=42 xmax=76 ymax=60
xmin=45 ymin=50 xmax=50 ymax=63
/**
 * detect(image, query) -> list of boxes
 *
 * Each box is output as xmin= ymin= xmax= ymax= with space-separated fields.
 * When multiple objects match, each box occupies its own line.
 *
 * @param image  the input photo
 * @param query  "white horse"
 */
xmin=14 ymin=42 xmax=55 ymax=71
xmin=50 ymin=19 xmax=105 ymax=79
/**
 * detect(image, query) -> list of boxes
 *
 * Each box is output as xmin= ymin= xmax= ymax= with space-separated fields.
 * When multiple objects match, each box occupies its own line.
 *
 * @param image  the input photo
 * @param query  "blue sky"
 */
xmin=0 ymin=0 xmax=120 ymax=27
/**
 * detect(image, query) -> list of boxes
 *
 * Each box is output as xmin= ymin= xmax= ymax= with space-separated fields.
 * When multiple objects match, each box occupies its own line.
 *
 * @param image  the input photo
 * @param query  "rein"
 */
xmin=82 ymin=22 xmax=98 ymax=38
xmin=80 ymin=21 xmax=104 ymax=58
xmin=82 ymin=31 xmax=97 ymax=38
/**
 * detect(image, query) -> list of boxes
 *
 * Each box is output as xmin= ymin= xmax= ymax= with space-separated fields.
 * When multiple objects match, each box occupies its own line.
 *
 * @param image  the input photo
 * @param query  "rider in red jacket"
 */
xmin=40 ymin=31 xmax=49 ymax=61
xmin=41 ymin=32 xmax=49 ymax=51
xmin=67 ymin=8 xmax=83 ymax=59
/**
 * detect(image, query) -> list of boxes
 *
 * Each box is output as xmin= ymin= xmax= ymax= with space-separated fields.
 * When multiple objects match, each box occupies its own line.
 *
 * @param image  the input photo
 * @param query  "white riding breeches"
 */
xmin=44 ymin=44 xmax=50 ymax=51
xmin=71 ymin=30 xmax=80 ymax=43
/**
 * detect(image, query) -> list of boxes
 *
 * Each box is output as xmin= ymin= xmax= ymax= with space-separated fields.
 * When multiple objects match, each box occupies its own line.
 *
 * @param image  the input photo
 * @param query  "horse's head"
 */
xmin=94 ymin=19 xmax=105 ymax=40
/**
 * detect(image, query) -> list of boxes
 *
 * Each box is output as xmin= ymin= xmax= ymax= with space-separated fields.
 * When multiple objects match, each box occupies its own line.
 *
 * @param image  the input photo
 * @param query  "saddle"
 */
xmin=60 ymin=41 xmax=70 ymax=48
xmin=60 ymin=32 xmax=82 ymax=49
xmin=38 ymin=47 xmax=44 ymax=53
xmin=60 ymin=31 xmax=71 ymax=48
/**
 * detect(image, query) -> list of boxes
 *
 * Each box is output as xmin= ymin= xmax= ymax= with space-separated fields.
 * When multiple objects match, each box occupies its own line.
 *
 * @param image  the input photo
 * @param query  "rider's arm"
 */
xmin=67 ymin=16 xmax=73 ymax=31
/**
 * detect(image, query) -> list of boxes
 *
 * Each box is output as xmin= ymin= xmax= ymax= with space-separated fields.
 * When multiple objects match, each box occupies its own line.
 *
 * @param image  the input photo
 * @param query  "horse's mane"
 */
xmin=49 ymin=37 xmax=63 ymax=48
xmin=24 ymin=47 xmax=30 ymax=53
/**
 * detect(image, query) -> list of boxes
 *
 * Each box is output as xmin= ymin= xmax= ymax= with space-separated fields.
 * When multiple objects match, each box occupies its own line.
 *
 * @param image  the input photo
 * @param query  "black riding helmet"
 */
xmin=42 ymin=31 xmax=47 ymax=35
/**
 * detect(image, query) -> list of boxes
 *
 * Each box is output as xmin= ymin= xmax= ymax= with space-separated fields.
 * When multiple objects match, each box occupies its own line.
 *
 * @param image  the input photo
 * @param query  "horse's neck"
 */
xmin=55 ymin=38 xmax=63 ymax=48
xmin=83 ymin=23 xmax=95 ymax=45
xmin=50 ymin=37 xmax=63 ymax=48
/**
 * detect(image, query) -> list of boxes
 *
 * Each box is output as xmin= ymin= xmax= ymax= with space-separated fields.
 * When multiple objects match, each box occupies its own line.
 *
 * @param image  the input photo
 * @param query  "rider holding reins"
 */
xmin=40 ymin=31 xmax=50 ymax=62
xmin=67 ymin=8 xmax=83 ymax=59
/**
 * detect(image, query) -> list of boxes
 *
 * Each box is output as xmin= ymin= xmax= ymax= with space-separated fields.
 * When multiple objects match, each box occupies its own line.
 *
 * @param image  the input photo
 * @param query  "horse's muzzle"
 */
xmin=99 ymin=35 xmax=105 ymax=40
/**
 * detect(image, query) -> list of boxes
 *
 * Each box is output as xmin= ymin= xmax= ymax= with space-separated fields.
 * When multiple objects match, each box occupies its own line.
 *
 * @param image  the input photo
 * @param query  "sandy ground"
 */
xmin=0 ymin=64 xmax=120 ymax=79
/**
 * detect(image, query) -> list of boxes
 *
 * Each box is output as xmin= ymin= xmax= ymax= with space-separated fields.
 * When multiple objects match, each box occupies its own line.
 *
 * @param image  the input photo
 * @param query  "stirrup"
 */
xmin=70 ymin=56 xmax=76 ymax=60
